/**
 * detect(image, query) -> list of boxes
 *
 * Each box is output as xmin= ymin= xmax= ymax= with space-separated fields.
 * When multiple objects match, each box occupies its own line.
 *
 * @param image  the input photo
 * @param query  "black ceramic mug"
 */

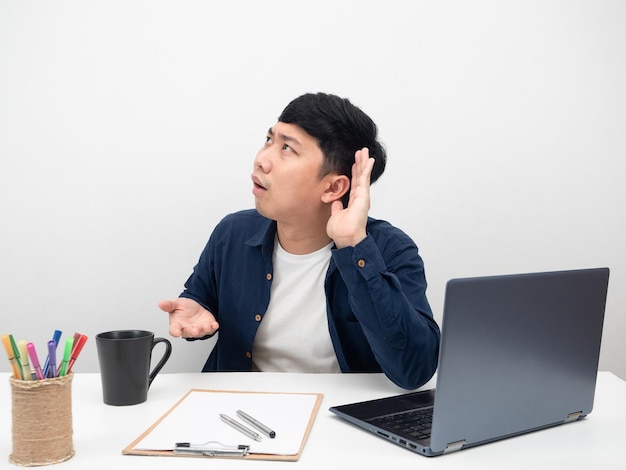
xmin=96 ymin=330 xmax=172 ymax=406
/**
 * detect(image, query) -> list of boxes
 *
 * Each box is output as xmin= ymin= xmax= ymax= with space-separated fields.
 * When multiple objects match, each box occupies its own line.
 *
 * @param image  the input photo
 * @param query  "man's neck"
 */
xmin=276 ymin=221 xmax=332 ymax=255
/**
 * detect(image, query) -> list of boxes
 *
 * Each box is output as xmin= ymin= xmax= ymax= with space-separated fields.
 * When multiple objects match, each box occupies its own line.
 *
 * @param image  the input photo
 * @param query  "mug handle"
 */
xmin=148 ymin=337 xmax=172 ymax=387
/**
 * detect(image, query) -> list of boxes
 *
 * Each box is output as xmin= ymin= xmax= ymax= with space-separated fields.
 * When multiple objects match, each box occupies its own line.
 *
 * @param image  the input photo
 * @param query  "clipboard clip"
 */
xmin=174 ymin=440 xmax=250 ymax=457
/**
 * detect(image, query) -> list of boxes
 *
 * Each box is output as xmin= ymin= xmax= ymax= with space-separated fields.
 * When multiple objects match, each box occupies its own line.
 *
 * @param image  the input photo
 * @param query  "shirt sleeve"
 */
xmin=331 ymin=233 xmax=440 ymax=389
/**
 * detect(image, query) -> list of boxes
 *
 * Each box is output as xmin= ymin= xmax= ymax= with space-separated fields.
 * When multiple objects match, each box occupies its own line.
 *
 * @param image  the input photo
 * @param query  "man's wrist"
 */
xmin=333 ymin=232 xmax=367 ymax=249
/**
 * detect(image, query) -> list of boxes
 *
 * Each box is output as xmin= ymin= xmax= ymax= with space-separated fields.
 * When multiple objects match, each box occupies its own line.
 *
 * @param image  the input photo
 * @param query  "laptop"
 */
xmin=329 ymin=267 xmax=610 ymax=457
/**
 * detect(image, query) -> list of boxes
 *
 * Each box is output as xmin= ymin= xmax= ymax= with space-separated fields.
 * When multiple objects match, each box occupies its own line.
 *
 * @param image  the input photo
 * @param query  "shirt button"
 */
xmin=255 ymin=314 xmax=262 ymax=322
xmin=246 ymin=351 xmax=252 ymax=359
xmin=357 ymin=259 xmax=366 ymax=268
xmin=266 ymin=273 xmax=272 ymax=281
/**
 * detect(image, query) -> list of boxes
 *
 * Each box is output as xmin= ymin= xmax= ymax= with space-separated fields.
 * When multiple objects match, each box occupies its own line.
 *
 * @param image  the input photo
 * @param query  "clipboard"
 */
xmin=123 ymin=388 xmax=324 ymax=461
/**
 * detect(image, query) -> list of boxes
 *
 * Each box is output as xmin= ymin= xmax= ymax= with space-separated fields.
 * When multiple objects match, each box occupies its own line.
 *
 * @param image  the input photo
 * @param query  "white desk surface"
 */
xmin=2 ymin=371 xmax=625 ymax=468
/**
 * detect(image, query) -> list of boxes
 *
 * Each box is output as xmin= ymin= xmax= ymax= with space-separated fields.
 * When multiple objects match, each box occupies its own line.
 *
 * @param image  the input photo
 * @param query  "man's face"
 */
xmin=251 ymin=122 xmax=331 ymax=224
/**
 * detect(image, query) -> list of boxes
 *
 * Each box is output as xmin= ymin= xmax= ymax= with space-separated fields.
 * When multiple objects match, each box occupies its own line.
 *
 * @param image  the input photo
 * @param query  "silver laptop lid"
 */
xmin=430 ymin=267 xmax=609 ymax=453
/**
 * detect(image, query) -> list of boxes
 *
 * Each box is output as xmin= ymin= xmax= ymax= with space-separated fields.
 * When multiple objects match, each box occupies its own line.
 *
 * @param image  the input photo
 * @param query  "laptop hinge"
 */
xmin=565 ymin=411 xmax=583 ymax=423
xmin=443 ymin=440 xmax=466 ymax=454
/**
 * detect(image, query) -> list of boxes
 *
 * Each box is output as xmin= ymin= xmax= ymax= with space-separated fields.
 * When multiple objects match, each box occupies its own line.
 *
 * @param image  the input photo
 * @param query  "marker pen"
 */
xmin=2 ymin=334 xmax=23 ymax=379
xmin=47 ymin=340 xmax=58 ymax=378
xmin=17 ymin=340 xmax=33 ymax=380
xmin=43 ymin=329 xmax=62 ymax=378
xmin=67 ymin=334 xmax=88 ymax=374
xmin=27 ymin=342 xmax=45 ymax=380
xmin=57 ymin=337 xmax=74 ymax=376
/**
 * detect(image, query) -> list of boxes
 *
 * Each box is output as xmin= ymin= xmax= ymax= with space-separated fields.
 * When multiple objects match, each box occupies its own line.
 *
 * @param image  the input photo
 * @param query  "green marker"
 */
xmin=58 ymin=337 xmax=74 ymax=376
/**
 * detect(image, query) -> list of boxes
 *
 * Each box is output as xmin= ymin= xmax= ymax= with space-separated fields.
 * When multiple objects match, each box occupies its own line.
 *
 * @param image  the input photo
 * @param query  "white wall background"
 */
xmin=1 ymin=1 xmax=624 ymax=380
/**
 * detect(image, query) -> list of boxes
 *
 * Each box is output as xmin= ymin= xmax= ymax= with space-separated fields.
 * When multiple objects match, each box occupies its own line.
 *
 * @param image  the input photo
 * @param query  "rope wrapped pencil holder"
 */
xmin=9 ymin=374 xmax=75 ymax=467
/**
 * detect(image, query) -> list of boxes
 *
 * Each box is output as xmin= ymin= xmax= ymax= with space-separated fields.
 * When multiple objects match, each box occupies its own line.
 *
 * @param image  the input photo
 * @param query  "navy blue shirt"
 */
xmin=181 ymin=209 xmax=440 ymax=390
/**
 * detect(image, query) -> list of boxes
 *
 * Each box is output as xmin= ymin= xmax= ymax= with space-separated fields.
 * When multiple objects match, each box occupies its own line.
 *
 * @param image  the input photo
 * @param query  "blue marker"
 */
xmin=47 ymin=340 xmax=57 ymax=378
xmin=43 ymin=329 xmax=62 ymax=378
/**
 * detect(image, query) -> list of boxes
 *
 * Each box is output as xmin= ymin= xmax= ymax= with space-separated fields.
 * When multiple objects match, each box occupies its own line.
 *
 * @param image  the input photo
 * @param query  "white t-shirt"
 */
xmin=251 ymin=237 xmax=341 ymax=373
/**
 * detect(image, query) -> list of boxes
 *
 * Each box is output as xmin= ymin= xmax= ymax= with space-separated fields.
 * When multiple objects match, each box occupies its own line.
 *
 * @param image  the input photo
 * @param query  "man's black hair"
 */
xmin=278 ymin=92 xmax=387 ymax=207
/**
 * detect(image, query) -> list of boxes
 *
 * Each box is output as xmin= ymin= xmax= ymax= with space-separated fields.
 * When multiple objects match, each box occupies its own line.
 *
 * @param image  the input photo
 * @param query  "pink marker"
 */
xmin=26 ymin=342 xmax=45 ymax=380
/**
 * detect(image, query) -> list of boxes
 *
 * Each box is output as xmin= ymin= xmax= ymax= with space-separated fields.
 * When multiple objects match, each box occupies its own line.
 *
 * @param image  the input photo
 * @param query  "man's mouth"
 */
xmin=252 ymin=175 xmax=268 ymax=192
xmin=252 ymin=175 xmax=267 ymax=191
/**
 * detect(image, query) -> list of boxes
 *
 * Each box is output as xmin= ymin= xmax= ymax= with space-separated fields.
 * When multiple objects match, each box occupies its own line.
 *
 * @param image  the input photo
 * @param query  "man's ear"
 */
xmin=321 ymin=174 xmax=350 ymax=203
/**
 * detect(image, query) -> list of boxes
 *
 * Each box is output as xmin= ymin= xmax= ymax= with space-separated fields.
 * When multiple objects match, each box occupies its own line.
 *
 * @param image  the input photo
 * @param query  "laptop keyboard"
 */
xmin=369 ymin=407 xmax=433 ymax=441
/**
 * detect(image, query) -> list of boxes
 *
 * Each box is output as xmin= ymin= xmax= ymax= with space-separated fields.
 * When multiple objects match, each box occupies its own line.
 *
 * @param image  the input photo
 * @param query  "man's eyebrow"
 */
xmin=267 ymin=126 xmax=302 ymax=147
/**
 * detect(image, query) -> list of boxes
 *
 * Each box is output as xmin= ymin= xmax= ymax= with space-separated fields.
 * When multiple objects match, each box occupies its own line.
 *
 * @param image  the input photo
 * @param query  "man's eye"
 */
xmin=265 ymin=136 xmax=272 ymax=144
xmin=282 ymin=144 xmax=292 ymax=151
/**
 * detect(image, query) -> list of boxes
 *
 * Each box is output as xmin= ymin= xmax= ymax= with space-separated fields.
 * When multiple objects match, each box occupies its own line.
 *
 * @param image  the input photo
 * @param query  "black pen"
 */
xmin=236 ymin=410 xmax=276 ymax=438
xmin=219 ymin=414 xmax=262 ymax=442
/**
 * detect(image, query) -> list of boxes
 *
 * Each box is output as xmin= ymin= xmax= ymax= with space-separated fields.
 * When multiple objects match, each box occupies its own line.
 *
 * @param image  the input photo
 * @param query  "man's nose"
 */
xmin=254 ymin=146 xmax=273 ymax=172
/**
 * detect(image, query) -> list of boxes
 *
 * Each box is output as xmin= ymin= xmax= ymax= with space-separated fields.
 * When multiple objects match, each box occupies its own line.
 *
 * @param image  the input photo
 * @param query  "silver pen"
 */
xmin=236 ymin=409 xmax=276 ymax=438
xmin=219 ymin=414 xmax=262 ymax=442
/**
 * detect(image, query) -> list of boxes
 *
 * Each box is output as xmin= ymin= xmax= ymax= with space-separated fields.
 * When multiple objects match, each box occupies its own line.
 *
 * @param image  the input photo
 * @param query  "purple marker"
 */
xmin=43 ymin=329 xmax=62 ymax=378
xmin=47 ymin=340 xmax=57 ymax=378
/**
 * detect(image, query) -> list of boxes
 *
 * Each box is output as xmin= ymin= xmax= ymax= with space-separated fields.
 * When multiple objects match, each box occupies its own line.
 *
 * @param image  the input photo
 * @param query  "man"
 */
xmin=159 ymin=92 xmax=440 ymax=390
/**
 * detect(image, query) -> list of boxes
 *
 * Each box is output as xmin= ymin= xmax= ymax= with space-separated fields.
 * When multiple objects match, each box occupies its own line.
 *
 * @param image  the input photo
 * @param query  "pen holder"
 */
xmin=9 ymin=374 xmax=75 ymax=467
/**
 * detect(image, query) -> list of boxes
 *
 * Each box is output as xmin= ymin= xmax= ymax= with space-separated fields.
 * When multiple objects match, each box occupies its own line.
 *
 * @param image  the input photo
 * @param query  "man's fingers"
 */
xmin=352 ymin=148 xmax=374 ymax=188
xmin=330 ymin=200 xmax=344 ymax=216
xmin=159 ymin=297 xmax=219 ymax=338
xmin=158 ymin=299 xmax=176 ymax=313
xmin=169 ymin=323 xmax=183 ymax=337
xmin=179 ymin=321 xmax=219 ymax=339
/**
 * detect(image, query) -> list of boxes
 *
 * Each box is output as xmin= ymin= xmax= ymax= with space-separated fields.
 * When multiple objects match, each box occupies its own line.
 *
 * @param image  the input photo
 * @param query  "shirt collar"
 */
xmin=244 ymin=214 xmax=276 ymax=262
